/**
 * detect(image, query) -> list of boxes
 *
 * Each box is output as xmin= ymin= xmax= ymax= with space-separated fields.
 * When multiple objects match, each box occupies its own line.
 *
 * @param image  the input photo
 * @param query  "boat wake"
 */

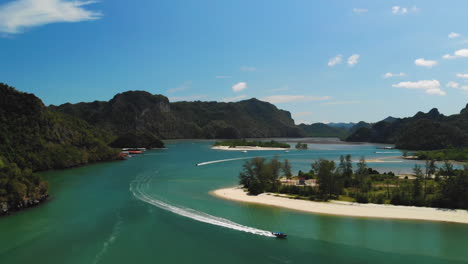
xmin=196 ymin=153 xmax=306 ymax=166
xmin=130 ymin=173 xmax=275 ymax=237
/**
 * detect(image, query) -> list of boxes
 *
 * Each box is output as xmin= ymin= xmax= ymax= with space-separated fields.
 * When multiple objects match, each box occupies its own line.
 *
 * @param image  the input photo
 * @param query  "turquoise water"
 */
xmin=1 ymin=140 xmax=468 ymax=264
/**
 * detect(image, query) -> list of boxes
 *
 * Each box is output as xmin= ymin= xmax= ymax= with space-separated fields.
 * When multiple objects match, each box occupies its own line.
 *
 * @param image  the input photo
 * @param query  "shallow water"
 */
xmin=1 ymin=140 xmax=467 ymax=264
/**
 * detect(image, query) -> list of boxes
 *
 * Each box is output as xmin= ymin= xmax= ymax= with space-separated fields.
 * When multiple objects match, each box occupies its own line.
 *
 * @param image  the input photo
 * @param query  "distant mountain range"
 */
xmin=346 ymin=108 xmax=468 ymax=150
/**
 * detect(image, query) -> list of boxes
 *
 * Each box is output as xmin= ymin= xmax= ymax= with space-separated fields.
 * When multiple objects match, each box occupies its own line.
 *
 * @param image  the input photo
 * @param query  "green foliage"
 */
xmin=53 ymin=93 xmax=304 ymax=139
xmin=347 ymin=107 xmax=468 ymax=150
xmin=214 ymin=139 xmax=290 ymax=148
xmin=0 ymin=83 xmax=120 ymax=213
xmin=295 ymin=142 xmax=308 ymax=149
xmin=297 ymin=123 xmax=349 ymax=138
xmin=239 ymin=157 xmax=285 ymax=195
xmin=416 ymin=148 xmax=468 ymax=161
xmin=312 ymin=159 xmax=341 ymax=200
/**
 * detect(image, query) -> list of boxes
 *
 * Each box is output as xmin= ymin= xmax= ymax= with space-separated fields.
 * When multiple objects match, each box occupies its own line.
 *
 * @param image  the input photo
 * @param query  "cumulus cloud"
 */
xmin=392 ymin=6 xmax=408 ymax=14
xmin=222 ymin=95 xmax=247 ymax=102
xmin=392 ymin=80 xmax=446 ymax=96
xmin=383 ymin=72 xmax=407 ymax=78
xmin=240 ymin=66 xmax=257 ymax=72
xmin=414 ymin=58 xmax=438 ymax=68
xmin=446 ymin=81 xmax=460 ymax=89
xmin=261 ymin=95 xmax=331 ymax=104
xmin=444 ymin=49 xmax=468 ymax=59
xmin=442 ymin=54 xmax=457 ymax=60
xmin=353 ymin=8 xmax=368 ymax=14
xmin=455 ymin=49 xmax=468 ymax=57
xmin=449 ymin=32 xmax=461 ymax=39
xmin=347 ymin=54 xmax=360 ymax=66
xmin=232 ymin=82 xmax=247 ymax=92
xmin=392 ymin=6 xmax=419 ymax=15
xmin=457 ymin=73 xmax=468 ymax=78
xmin=328 ymin=55 xmax=343 ymax=67
xmin=0 ymin=0 xmax=102 ymax=34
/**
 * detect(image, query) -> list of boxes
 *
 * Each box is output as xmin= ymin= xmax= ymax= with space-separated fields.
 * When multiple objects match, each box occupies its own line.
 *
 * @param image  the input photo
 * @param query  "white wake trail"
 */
xmin=130 ymin=174 xmax=275 ymax=237
xmin=196 ymin=153 xmax=307 ymax=166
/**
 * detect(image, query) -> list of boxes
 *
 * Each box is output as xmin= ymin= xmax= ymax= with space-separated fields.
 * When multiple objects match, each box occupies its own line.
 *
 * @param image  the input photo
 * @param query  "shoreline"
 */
xmin=212 ymin=146 xmax=290 ymax=151
xmin=211 ymin=187 xmax=468 ymax=224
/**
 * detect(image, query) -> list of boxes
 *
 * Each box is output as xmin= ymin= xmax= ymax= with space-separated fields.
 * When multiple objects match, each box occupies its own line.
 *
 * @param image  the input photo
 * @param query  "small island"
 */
xmin=212 ymin=155 xmax=468 ymax=224
xmin=212 ymin=139 xmax=290 ymax=151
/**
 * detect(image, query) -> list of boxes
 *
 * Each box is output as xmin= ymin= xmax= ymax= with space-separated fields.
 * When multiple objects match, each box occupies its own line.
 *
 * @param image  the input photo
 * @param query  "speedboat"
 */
xmin=272 ymin=232 xmax=287 ymax=238
xmin=241 ymin=150 xmax=248 ymax=153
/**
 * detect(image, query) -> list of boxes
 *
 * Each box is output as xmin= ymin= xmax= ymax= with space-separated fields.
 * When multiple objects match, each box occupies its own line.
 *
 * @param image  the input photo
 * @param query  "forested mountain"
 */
xmin=298 ymin=123 xmax=349 ymax=138
xmin=52 ymin=91 xmax=303 ymax=140
xmin=0 ymin=83 xmax=120 ymax=215
xmin=347 ymin=107 xmax=468 ymax=150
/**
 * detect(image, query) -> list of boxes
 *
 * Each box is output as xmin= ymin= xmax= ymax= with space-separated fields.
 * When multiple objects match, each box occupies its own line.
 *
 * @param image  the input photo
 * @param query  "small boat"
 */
xmin=272 ymin=232 xmax=287 ymax=238
xmin=241 ymin=150 xmax=248 ymax=153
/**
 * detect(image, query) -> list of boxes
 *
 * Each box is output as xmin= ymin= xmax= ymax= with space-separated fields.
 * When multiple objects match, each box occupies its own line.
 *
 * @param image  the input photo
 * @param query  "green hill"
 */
xmin=346 ymin=107 xmax=468 ymax=150
xmin=0 ymin=84 xmax=120 ymax=215
xmin=52 ymin=91 xmax=303 ymax=140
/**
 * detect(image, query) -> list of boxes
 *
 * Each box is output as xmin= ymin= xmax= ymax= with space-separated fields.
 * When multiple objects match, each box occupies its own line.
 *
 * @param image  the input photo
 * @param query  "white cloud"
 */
xmin=215 ymin=75 xmax=231 ymax=79
xmin=222 ymin=95 xmax=247 ymax=102
xmin=353 ymin=8 xmax=368 ymax=14
xmin=457 ymin=73 xmax=468 ymax=78
xmin=392 ymin=6 xmax=408 ymax=15
xmin=443 ymin=49 xmax=468 ymax=59
xmin=414 ymin=58 xmax=438 ymax=68
xmin=240 ymin=66 xmax=257 ymax=72
xmin=392 ymin=6 xmax=419 ymax=15
xmin=167 ymin=81 xmax=192 ymax=93
xmin=232 ymin=82 xmax=247 ymax=92
xmin=449 ymin=32 xmax=461 ymax=39
xmin=321 ymin=100 xmax=360 ymax=106
xmin=261 ymin=95 xmax=331 ymax=104
xmin=446 ymin=81 xmax=460 ymax=89
xmin=0 ymin=0 xmax=102 ymax=34
xmin=455 ymin=49 xmax=468 ymax=57
xmin=460 ymin=86 xmax=468 ymax=91
xmin=443 ymin=54 xmax=457 ymax=60
xmin=392 ymin=80 xmax=446 ymax=96
xmin=347 ymin=54 xmax=360 ymax=66
xmin=169 ymin=95 xmax=207 ymax=102
xmin=383 ymin=72 xmax=407 ymax=78
xmin=328 ymin=55 xmax=343 ymax=67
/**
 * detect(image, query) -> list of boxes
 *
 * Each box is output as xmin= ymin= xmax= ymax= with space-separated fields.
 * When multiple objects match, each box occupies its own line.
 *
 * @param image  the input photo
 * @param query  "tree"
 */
xmin=412 ymin=164 xmax=423 ymax=204
xmin=282 ymin=159 xmax=292 ymax=178
xmin=355 ymin=157 xmax=368 ymax=186
xmin=312 ymin=159 xmax=339 ymax=200
xmin=424 ymin=159 xmax=436 ymax=198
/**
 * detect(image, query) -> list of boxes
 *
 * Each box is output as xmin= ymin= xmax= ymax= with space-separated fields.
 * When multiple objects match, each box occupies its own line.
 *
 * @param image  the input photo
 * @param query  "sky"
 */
xmin=1 ymin=0 xmax=468 ymax=124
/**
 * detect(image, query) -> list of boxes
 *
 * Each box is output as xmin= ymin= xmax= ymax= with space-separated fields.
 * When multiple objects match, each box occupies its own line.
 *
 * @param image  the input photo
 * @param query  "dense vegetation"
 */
xmin=52 ymin=91 xmax=303 ymax=140
xmin=295 ymin=142 xmax=308 ymax=149
xmin=0 ymin=84 xmax=120 ymax=215
xmin=297 ymin=123 xmax=349 ymax=138
xmin=347 ymin=107 xmax=468 ymax=150
xmin=239 ymin=155 xmax=468 ymax=209
xmin=214 ymin=139 xmax=290 ymax=148
xmin=416 ymin=148 xmax=468 ymax=162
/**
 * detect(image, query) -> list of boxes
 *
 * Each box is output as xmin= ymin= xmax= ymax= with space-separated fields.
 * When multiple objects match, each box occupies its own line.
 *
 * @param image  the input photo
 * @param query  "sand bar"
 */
xmin=212 ymin=146 xmax=290 ymax=151
xmin=212 ymin=187 xmax=468 ymax=224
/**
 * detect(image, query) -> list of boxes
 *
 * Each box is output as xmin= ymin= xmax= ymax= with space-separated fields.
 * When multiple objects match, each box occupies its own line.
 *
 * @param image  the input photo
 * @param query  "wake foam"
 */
xmin=130 ymin=173 xmax=275 ymax=237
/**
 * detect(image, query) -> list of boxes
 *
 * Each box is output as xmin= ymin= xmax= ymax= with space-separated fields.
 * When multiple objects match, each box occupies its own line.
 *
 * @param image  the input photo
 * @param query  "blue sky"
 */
xmin=1 ymin=0 xmax=468 ymax=124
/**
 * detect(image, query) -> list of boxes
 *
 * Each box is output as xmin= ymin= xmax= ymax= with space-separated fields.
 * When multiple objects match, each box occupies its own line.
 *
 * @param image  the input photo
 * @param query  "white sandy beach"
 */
xmin=212 ymin=146 xmax=290 ymax=151
xmin=212 ymin=187 xmax=468 ymax=224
